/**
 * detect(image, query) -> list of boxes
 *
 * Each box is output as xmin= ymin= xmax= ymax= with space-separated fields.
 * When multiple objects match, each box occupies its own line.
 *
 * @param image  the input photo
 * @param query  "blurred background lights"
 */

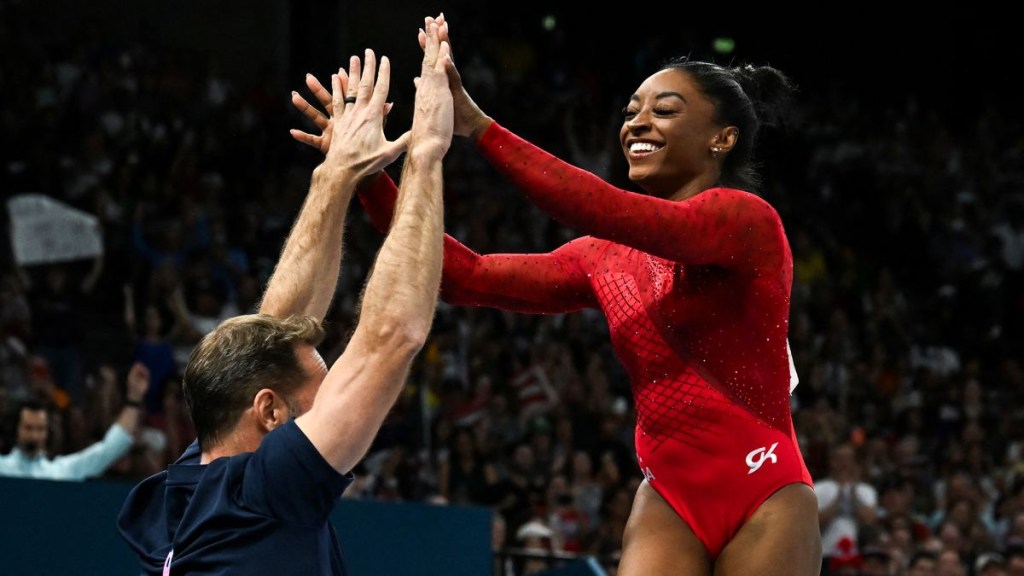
xmin=713 ymin=36 xmax=736 ymax=54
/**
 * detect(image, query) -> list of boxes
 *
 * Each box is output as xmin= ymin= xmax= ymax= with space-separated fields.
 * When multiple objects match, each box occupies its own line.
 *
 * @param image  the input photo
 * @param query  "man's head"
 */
xmin=15 ymin=400 xmax=49 ymax=457
xmin=183 ymin=314 xmax=326 ymax=452
xmin=828 ymin=442 xmax=860 ymax=480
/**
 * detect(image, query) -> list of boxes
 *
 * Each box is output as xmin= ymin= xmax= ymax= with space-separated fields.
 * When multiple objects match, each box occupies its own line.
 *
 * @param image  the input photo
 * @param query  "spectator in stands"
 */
xmin=817 ymin=441 xmax=879 ymax=572
xmin=936 ymin=547 xmax=967 ymax=576
xmin=0 ymin=362 xmax=148 ymax=480
xmin=438 ymin=425 xmax=498 ymax=506
xmin=907 ymin=550 xmax=939 ymax=576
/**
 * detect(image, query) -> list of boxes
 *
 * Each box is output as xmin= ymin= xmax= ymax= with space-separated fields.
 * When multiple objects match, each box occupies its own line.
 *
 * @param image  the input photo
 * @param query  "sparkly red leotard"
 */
xmin=359 ymin=122 xmax=812 ymax=559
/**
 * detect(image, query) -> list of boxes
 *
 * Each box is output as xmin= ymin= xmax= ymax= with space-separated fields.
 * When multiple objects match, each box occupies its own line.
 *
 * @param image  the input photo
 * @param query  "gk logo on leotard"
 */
xmin=745 ymin=442 xmax=779 ymax=474
xmin=642 ymin=466 xmax=655 ymax=482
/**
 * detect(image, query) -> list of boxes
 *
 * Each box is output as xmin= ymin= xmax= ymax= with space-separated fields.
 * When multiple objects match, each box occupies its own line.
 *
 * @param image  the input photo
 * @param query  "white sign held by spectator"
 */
xmin=7 ymin=194 xmax=103 ymax=265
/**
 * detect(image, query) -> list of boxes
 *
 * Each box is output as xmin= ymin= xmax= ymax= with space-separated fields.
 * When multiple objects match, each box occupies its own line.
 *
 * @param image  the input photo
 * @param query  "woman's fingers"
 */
xmin=291 ymin=90 xmax=329 ymax=131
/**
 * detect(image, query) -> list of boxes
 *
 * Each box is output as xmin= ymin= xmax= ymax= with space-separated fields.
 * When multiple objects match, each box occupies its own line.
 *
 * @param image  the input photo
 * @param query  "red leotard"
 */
xmin=359 ymin=122 xmax=812 ymax=559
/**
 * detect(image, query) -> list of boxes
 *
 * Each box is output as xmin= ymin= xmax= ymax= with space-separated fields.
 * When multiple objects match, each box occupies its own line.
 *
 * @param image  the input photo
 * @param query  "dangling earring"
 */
xmin=711 ymin=147 xmax=722 ymax=158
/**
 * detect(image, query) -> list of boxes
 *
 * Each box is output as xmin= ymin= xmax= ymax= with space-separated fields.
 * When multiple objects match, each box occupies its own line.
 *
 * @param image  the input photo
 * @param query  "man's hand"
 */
xmin=290 ymin=59 xmax=399 ymax=159
xmin=261 ymin=50 xmax=408 ymax=320
xmin=408 ymin=18 xmax=454 ymax=159
xmin=418 ymin=14 xmax=492 ymax=141
xmin=318 ymin=50 xmax=409 ymax=181
xmin=126 ymin=362 xmax=150 ymax=405
xmin=116 ymin=361 xmax=149 ymax=433
xmin=294 ymin=23 xmax=448 ymax=474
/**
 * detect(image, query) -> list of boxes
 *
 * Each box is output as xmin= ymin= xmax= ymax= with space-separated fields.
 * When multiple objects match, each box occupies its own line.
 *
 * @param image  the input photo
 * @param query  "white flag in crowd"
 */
xmin=7 ymin=193 xmax=103 ymax=265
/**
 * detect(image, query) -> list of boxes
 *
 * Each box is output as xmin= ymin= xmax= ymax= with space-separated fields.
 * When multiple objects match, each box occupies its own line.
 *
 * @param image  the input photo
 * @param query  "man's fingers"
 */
xmin=422 ymin=19 xmax=439 ymax=66
xmin=419 ymin=19 xmax=452 ymax=60
xmin=370 ymin=55 xmax=390 ymax=108
xmin=358 ymin=49 xmax=377 ymax=103
xmin=332 ymin=69 xmax=350 ymax=115
xmin=418 ymin=22 xmax=441 ymax=87
xmin=338 ymin=71 xmax=349 ymax=108
xmin=345 ymin=55 xmax=362 ymax=103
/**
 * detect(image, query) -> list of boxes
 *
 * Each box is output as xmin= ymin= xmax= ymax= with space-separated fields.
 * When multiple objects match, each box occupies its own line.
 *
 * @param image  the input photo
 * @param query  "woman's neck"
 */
xmin=668 ymin=173 xmax=721 ymax=202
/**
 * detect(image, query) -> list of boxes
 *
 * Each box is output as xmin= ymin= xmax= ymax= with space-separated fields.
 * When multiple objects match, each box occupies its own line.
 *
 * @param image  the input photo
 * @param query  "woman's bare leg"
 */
xmin=714 ymin=483 xmax=822 ymax=576
xmin=616 ymin=480 xmax=711 ymax=576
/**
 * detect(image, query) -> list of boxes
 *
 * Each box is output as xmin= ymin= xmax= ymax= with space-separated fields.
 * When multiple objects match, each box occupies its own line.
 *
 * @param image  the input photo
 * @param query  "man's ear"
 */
xmin=252 ymin=388 xmax=289 ymax=432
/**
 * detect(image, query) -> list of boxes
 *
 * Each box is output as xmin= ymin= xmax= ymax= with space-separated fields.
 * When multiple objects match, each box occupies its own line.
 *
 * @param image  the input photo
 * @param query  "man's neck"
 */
xmin=200 ymin=445 xmax=236 ymax=465
xmin=199 ymin=435 xmax=255 ymax=465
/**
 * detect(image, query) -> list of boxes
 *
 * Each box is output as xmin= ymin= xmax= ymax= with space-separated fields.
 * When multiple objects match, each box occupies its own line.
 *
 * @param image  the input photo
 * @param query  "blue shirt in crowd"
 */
xmin=0 ymin=424 xmax=133 ymax=480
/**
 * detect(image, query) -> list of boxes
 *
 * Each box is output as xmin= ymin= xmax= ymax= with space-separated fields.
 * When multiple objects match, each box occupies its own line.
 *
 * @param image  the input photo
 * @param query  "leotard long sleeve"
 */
xmin=358 ymin=121 xmax=795 ymax=445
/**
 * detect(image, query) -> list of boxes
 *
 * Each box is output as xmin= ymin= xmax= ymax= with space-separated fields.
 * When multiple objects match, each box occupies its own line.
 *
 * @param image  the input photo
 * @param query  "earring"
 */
xmin=711 ymin=147 xmax=722 ymax=158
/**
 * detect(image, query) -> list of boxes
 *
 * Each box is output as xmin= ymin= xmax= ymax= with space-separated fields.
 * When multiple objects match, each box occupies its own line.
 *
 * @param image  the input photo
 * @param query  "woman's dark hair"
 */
xmin=661 ymin=57 xmax=798 ymax=191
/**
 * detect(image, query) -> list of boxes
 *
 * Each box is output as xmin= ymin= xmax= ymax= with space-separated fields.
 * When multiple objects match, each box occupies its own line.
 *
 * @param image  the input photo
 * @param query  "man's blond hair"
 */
xmin=183 ymin=314 xmax=324 ymax=450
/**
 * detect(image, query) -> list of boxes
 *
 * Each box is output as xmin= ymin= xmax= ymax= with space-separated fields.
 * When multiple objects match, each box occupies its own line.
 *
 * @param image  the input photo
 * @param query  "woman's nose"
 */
xmin=626 ymin=113 xmax=649 ymax=133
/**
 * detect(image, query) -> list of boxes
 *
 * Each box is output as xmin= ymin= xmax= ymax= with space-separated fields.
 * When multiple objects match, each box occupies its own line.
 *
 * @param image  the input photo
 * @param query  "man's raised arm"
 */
xmin=296 ymin=20 xmax=453 ymax=473
xmin=259 ymin=52 xmax=408 ymax=320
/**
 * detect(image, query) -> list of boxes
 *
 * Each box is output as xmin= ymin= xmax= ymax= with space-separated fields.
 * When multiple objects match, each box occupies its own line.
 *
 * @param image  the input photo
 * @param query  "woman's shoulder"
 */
xmin=704 ymin=185 xmax=763 ymax=199
xmin=701 ymin=186 xmax=779 ymax=213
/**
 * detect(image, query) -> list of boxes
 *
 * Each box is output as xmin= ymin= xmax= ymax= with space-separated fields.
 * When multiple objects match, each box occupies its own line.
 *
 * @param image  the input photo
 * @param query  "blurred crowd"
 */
xmin=1 ymin=3 xmax=1023 ymax=576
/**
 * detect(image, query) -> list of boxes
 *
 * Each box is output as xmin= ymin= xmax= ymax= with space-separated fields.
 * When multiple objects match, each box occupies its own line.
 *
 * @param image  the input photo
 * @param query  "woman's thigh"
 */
xmin=714 ymin=483 xmax=822 ymax=576
xmin=617 ymin=481 xmax=711 ymax=576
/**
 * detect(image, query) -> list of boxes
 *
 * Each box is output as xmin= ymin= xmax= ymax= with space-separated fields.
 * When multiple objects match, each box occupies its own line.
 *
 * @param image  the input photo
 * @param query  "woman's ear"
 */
xmin=715 ymin=126 xmax=739 ymax=153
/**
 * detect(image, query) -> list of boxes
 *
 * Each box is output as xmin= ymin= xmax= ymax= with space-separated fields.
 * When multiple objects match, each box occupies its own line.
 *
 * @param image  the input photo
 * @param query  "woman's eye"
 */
xmin=653 ymin=108 xmax=674 ymax=116
xmin=622 ymin=107 xmax=637 ymax=118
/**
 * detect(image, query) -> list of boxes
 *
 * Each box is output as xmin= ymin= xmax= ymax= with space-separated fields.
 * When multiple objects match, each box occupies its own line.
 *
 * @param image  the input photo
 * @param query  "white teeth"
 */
xmin=629 ymin=142 xmax=660 ymax=153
